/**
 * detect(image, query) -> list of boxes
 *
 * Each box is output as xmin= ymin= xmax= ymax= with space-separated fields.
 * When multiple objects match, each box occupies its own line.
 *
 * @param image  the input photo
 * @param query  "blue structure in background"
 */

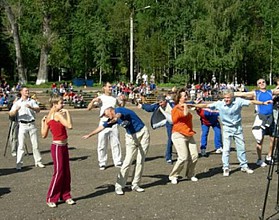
xmin=73 ymin=78 xmax=94 ymax=87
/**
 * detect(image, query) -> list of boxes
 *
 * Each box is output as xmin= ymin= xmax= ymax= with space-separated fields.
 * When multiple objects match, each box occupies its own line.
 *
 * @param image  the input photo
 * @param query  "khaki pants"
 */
xmin=115 ymin=126 xmax=150 ymax=188
xmin=169 ymin=132 xmax=198 ymax=179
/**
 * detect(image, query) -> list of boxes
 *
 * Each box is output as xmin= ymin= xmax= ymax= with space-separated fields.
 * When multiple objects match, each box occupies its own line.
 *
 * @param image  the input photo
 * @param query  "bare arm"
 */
xmin=87 ymin=97 xmax=100 ymax=110
xmin=41 ymin=116 xmax=49 ymax=138
xmin=234 ymin=91 xmax=255 ymax=99
xmin=272 ymin=89 xmax=279 ymax=96
xmin=56 ymin=109 xmax=73 ymax=129
xmin=187 ymin=103 xmax=210 ymax=108
xmin=250 ymin=99 xmax=273 ymax=105
xmin=182 ymin=103 xmax=190 ymax=116
xmin=82 ymin=125 xmax=105 ymax=139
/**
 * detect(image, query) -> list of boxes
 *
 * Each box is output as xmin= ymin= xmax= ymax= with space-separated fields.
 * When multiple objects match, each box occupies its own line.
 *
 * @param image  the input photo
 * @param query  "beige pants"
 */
xmin=169 ymin=132 xmax=198 ymax=179
xmin=115 ymin=126 xmax=150 ymax=188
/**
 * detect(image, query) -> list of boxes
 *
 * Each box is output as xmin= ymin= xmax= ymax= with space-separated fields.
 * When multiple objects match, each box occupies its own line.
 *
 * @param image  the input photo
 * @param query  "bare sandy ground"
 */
xmin=1 ymin=104 xmax=279 ymax=220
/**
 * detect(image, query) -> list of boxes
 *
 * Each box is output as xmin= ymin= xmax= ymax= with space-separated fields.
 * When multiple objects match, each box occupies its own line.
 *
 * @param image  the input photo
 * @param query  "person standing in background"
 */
xmin=9 ymin=86 xmax=45 ymax=170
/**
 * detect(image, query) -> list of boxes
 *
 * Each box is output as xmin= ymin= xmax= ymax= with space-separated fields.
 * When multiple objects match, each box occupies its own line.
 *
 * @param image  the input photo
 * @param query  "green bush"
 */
xmin=170 ymin=74 xmax=189 ymax=86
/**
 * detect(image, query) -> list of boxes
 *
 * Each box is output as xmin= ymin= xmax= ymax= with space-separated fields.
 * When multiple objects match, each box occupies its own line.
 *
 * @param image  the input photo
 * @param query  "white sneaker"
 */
xmin=190 ymin=176 xmax=198 ymax=182
xmin=223 ymin=168 xmax=230 ymax=177
xmin=266 ymin=156 xmax=274 ymax=164
xmin=241 ymin=167 xmax=254 ymax=174
xmin=170 ymin=178 xmax=178 ymax=184
xmin=132 ymin=185 xmax=145 ymax=192
xmin=115 ymin=162 xmax=122 ymax=168
xmin=200 ymin=149 xmax=207 ymax=156
xmin=115 ymin=187 xmax=124 ymax=195
xmin=99 ymin=165 xmax=106 ymax=171
xmin=47 ymin=202 xmax=57 ymax=208
xmin=256 ymin=159 xmax=267 ymax=167
xmin=35 ymin=162 xmax=45 ymax=168
xmin=215 ymin=148 xmax=223 ymax=154
xmin=65 ymin=198 xmax=76 ymax=205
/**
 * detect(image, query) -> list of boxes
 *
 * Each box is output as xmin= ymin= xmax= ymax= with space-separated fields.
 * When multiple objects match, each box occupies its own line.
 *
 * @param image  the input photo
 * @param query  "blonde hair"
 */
xmin=49 ymin=95 xmax=63 ymax=108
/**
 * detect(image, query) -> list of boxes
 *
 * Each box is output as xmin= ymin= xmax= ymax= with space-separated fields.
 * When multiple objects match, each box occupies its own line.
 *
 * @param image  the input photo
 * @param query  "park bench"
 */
xmin=0 ymin=105 xmax=9 ymax=111
xmin=73 ymin=91 xmax=98 ymax=108
xmin=144 ymin=95 xmax=157 ymax=104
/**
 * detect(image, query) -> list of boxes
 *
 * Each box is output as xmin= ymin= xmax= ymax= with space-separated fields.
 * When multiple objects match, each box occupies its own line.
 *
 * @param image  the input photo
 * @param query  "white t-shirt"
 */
xmin=99 ymin=94 xmax=117 ymax=117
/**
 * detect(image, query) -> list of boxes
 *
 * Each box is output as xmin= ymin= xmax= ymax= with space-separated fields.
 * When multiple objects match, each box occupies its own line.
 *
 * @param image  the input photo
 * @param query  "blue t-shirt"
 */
xmin=255 ymin=90 xmax=273 ymax=115
xmin=103 ymin=107 xmax=145 ymax=134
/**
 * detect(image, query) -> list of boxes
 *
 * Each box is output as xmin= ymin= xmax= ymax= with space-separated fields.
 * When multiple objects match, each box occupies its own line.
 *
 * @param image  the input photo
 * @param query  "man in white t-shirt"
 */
xmin=142 ymin=73 xmax=148 ymax=85
xmin=87 ymin=82 xmax=124 ymax=170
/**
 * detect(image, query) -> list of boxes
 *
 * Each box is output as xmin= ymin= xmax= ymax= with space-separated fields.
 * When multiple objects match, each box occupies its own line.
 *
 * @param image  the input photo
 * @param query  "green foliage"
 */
xmin=1 ymin=0 xmax=279 ymax=85
xmin=170 ymin=73 xmax=189 ymax=85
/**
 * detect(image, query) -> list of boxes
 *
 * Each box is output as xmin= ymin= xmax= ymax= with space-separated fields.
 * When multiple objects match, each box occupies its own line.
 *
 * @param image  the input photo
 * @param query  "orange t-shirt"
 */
xmin=171 ymin=104 xmax=196 ymax=137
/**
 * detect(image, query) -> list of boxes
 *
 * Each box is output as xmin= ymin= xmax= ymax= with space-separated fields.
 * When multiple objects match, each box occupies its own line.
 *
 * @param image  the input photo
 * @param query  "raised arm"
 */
xmin=250 ymin=99 xmax=273 ymax=105
xmin=41 ymin=116 xmax=49 ymax=138
xmin=234 ymin=91 xmax=255 ymax=98
xmin=272 ymin=89 xmax=279 ymax=96
xmin=87 ymin=97 xmax=100 ymax=110
xmin=56 ymin=109 xmax=73 ymax=129
xmin=187 ymin=103 xmax=210 ymax=109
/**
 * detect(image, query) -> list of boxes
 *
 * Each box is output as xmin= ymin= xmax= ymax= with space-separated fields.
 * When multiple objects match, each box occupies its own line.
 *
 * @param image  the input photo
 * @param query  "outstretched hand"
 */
xmin=265 ymin=100 xmax=273 ymax=105
xmin=82 ymin=134 xmax=91 ymax=139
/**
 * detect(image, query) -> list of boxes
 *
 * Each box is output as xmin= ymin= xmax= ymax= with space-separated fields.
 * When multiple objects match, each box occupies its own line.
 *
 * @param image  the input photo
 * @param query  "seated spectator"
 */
xmin=128 ymin=91 xmax=135 ymax=104
xmin=0 ymin=93 xmax=8 ymax=106
xmin=16 ymin=82 xmax=21 ymax=91
xmin=63 ymin=91 xmax=70 ymax=103
xmin=59 ymin=84 xmax=66 ymax=97
xmin=31 ymin=93 xmax=40 ymax=105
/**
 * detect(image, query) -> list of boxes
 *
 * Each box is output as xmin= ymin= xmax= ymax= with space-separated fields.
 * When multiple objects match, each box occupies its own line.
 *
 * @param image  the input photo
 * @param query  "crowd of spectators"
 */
xmin=0 ymin=77 xmax=22 ymax=109
xmin=185 ymin=81 xmax=249 ymax=102
xmin=0 ymin=73 xmax=250 ymax=110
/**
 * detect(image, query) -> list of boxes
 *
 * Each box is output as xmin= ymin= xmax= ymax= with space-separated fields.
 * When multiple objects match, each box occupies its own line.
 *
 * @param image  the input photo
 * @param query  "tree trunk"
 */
xmin=99 ymin=67 xmax=102 ymax=84
xmin=36 ymin=12 xmax=51 ymax=85
xmin=1 ymin=0 xmax=26 ymax=84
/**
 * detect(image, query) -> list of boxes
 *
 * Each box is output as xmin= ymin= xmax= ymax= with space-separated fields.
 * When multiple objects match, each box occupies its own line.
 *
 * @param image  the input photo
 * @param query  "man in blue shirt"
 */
xmin=189 ymin=89 xmax=272 ymax=177
xmin=83 ymin=106 xmax=150 ymax=195
xmin=235 ymin=78 xmax=279 ymax=167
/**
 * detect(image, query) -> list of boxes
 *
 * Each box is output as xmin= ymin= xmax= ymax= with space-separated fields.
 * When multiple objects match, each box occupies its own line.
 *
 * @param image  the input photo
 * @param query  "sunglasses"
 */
xmin=258 ymin=81 xmax=265 ymax=85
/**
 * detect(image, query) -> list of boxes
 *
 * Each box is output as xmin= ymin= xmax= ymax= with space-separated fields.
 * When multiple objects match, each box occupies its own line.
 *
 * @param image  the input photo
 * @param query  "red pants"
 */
xmin=46 ymin=143 xmax=72 ymax=203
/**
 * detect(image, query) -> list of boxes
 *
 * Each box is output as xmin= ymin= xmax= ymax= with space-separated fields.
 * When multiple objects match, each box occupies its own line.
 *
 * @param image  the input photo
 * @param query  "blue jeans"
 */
xmin=222 ymin=125 xmax=248 ymax=169
xmin=200 ymin=123 xmax=222 ymax=150
xmin=165 ymin=122 xmax=173 ymax=161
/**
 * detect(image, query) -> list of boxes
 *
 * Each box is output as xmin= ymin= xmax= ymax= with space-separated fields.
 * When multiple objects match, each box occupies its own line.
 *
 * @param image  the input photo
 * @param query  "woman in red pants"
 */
xmin=41 ymin=95 xmax=75 ymax=208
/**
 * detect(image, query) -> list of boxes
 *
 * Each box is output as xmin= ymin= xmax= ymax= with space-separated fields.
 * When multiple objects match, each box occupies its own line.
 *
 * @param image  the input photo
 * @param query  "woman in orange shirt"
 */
xmin=169 ymin=88 xmax=198 ymax=184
